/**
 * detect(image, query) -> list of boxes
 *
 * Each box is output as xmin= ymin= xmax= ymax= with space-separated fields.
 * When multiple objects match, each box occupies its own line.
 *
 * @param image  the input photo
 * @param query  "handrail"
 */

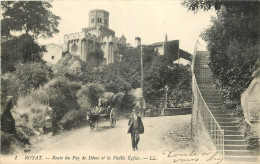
xmin=192 ymin=40 xmax=225 ymax=156
xmin=194 ymin=76 xmax=224 ymax=134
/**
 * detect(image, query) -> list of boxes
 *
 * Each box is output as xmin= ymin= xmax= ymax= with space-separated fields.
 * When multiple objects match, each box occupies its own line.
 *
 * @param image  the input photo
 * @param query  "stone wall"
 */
xmin=42 ymin=44 xmax=63 ymax=64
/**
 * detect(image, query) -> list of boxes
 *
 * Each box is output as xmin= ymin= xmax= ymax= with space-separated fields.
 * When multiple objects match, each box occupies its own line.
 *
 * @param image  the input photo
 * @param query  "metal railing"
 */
xmin=192 ymin=40 xmax=225 ymax=156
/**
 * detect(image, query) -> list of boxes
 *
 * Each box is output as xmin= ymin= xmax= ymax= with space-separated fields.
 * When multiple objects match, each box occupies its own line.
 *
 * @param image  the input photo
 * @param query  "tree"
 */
xmin=1 ymin=1 xmax=60 ymax=73
xmin=14 ymin=62 xmax=51 ymax=95
xmin=183 ymin=0 xmax=260 ymax=107
xmin=1 ymin=1 xmax=60 ymax=39
xmin=52 ymin=53 xmax=85 ymax=82
xmin=2 ymin=35 xmax=46 ymax=72
xmin=39 ymin=77 xmax=81 ymax=133
xmin=77 ymin=83 xmax=105 ymax=110
xmin=86 ymin=50 xmax=104 ymax=68
xmin=144 ymin=55 xmax=192 ymax=102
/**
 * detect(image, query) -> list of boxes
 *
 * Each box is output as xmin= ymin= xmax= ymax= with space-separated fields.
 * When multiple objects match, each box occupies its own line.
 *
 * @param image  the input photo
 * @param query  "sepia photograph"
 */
xmin=1 ymin=0 xmax=260 ymax=163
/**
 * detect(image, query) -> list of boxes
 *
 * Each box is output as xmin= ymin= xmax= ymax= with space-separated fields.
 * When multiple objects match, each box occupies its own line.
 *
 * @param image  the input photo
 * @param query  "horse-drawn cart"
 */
xmin=86 ymin=106 xmax=116 ymax=130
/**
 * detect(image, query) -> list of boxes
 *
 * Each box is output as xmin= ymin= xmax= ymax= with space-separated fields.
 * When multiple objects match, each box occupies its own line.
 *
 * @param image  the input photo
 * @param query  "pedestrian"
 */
xmin=127 ymin=109 xmax=144 ymax=151
xmin=1 ymin=96 xmax=16 ymax=134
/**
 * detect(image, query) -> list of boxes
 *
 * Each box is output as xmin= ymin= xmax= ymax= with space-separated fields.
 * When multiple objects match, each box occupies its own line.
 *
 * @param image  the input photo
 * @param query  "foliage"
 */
xmin=1 ymin=1 xmax=60 ymax=38
xmin=32 ymin=77 xmax=81 ymax=133
xmin=1 ymin=35 xmax=46 ymax=73
xmin=181 ymin=0 xmax=222 ymax=12
xmin=59 ymin=110 xmax=87 ymax=130
xmin=15 ymin=62 xmax=51 ymax=95
xmin=111 ymin=92 xmax=125 ymax=111
xmin=52 ymin=54 xmax=85 ymax=82
xmin=120 ymin=93 xmax=138 ymax=113
xmin=144 ymin=55 xmax=192 ymax=102
xmin=1 ymin=132 xmax=21 ymax=154
xmin=93 ymin=45 xmax=157 ymax=93
xmin=200 ymin=5 xmax=259 ymax=107
xmin=1 ymin=62 xmax=51 ymax=98
xmin=181 ymin=0 xmax=259 ymax=13
xmin=1 ymin=74 xmax=20 ymax=103
xmin=182 ymin=1 xmax=260 ymax=107
xmin=77 ymin=83 xmax=105 ymax=111
xmin=86 ymin=50 xmax=104 ymax=68
xmin=1 ymin=1 xmax=60 ymax=73
xmin=244 ymin=123 xmax=260 ymax=150
xmin=11 ymin=95 xmax=49 ymax=132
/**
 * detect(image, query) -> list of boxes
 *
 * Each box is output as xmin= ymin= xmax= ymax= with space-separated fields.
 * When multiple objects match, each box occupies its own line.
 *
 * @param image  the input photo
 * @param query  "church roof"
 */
xmin=45 ymin=43 xmax=63 ymax=49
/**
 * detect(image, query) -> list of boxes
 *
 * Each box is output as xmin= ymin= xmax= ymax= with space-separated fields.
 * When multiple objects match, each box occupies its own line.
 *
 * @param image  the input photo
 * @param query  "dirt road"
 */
xmin=2 ymin=115 xmax=222 ymax=164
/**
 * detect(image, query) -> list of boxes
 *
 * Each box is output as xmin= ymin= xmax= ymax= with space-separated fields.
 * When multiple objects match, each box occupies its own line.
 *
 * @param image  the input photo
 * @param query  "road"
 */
xmin=1 ymin=115 xmax=222 ymax=164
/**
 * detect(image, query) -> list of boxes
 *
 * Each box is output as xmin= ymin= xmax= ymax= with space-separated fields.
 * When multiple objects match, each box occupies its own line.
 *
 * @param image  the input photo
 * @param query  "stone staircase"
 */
xmin=194 ymin=51 xmax=259 ymax=163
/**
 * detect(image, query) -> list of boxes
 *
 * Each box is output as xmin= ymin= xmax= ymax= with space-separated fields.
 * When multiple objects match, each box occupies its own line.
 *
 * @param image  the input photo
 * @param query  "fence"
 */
xmin=192 ymin=40 xmax=225 ymax=156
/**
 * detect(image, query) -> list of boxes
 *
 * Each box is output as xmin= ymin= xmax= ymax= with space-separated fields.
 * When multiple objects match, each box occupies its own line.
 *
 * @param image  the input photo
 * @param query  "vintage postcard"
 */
xmin=1 ymin=0 xmax=259 ymax=164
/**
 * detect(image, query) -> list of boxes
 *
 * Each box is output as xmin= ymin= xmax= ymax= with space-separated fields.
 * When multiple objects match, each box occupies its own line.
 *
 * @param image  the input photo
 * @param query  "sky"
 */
xmin=39 ymin=0 xmax=216 ymax=54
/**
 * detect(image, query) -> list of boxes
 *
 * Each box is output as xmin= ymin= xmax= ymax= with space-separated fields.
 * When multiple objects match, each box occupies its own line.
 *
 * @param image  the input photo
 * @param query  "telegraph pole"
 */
xmin=140 ymin=45 xmax=145 ymax=115
xmin=141 ymin=46 xmax=144 ymax=92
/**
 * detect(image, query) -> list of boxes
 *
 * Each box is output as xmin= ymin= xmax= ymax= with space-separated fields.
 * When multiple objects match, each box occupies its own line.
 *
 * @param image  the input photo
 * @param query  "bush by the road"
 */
xmin=59 ymin=110 xmax=87 ymax=130
xmin=12 ymin=96 xmax=49 ymax=131
xmin=77 ymin=83 xmax=105 ymax=111
xmin=32 ymin=77 xmax=81 ymax=133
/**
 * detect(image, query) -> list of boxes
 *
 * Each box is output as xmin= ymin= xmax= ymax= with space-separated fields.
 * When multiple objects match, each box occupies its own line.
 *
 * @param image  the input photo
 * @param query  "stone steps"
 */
xmin=219 ymin=122 xmax=240 ymax=126
xmin=224 ymin=156 xmax=259 ymax=162
xmin=224 ymin=130 xmax=243 ymax=135
xmin=213 ymin=114 xmax=237 ymax=118
xmin=207 ymin=103 xmax=222 ymax=107
xmin=225 ymin=145 xmax=247 ymax=150
xmin=225 ymin=135 xmax=244 ymax=140
xmin=224 ymin=140 xmax=245 ymax=145
xmin=225 ymin=150 xmax=259 ymax=156
xmin=221 ymin=126 xmax=240 ymax=131
xmin=195 ymin=52 xmax=259 ymax=163
xmin=211 ymin=110 xmax=233 ymax=114
xmin=215 ymin=118 xmax=238 ymax=122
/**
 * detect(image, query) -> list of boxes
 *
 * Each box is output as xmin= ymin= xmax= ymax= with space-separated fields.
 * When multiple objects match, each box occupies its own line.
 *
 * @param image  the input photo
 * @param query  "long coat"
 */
xmin=127 ymin=115 xmax=144 ymax=134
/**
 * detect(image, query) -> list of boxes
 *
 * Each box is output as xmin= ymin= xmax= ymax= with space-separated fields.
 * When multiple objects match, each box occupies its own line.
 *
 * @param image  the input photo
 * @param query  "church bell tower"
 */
xmin=88 ymin=9 xmax=109 ymax=28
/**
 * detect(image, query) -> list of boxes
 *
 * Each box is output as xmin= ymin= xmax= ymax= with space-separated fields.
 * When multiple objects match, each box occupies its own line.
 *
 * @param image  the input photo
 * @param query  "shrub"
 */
xmin=32 ymin=77 xmax=81 ymax=133
xmin=244 ymin=123 xmax=260 ymax=150
xmin=59 ymin=110 xmax=87 ymax=130
xmin=77 ymin=83 xmax=105 ymax=111
xmin=11 ymin=95 xmax=49 ymax=133
xmin=52 ymin=54 xmax=85 ymax=82
xmin=1 ymin=132 xmax=22 ymax=154
xmin=112 ymin=92 xmax=125 ymax=112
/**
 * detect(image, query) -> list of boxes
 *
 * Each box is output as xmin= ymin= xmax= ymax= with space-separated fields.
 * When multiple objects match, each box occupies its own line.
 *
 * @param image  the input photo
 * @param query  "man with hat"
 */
xmin=127 ymin=109 xmax=144 ymax=151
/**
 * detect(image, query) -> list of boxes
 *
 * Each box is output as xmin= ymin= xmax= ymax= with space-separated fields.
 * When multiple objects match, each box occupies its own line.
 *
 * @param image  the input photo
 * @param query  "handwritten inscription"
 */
xmin=162 ymin=148 xmax=223 ymax=163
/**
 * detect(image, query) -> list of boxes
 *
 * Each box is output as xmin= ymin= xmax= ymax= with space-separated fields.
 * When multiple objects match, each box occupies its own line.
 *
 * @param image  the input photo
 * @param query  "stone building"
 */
xmin=42 ymin=43 xmax=63 ymax=65
xmin=64 ymin=9 xmax=126 ymax=65
xmin=150 ymin=34 xmax=192 ymax=62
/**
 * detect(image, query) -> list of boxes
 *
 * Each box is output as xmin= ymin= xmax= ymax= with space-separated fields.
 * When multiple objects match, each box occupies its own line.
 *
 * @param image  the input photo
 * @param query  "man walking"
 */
xmin=127 ymin=109 xmax=144 ymax=151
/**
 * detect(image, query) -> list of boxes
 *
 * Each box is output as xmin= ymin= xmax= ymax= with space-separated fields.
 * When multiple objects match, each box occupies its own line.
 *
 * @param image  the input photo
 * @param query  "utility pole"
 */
xmin=140 ymin=45 xmax=145 ymax=115
xmin=141 ymin=46 xmax=144 ymax=92
xmin=178 ymin=40 xmax=180 ymax=65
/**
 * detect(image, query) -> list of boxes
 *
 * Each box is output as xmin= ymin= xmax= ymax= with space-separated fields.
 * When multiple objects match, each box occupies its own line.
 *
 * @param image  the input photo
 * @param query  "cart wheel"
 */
xmin=110 ymin=108 xmax=116 ymax=128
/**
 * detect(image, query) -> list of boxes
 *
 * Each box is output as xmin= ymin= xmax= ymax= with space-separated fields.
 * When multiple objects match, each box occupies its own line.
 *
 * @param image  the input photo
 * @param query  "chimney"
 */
xmin=135 ymin=37 xmax=141 ymax=47
xmin=165 ymin=34 xmax=168 ymax=43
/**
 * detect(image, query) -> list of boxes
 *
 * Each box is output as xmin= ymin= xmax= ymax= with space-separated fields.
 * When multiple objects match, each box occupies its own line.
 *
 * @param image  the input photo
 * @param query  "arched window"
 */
xmin=71 ymin=44 xmax=78 ymax=53
xmin=98 ymin=17 xmax=102 ymax=23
